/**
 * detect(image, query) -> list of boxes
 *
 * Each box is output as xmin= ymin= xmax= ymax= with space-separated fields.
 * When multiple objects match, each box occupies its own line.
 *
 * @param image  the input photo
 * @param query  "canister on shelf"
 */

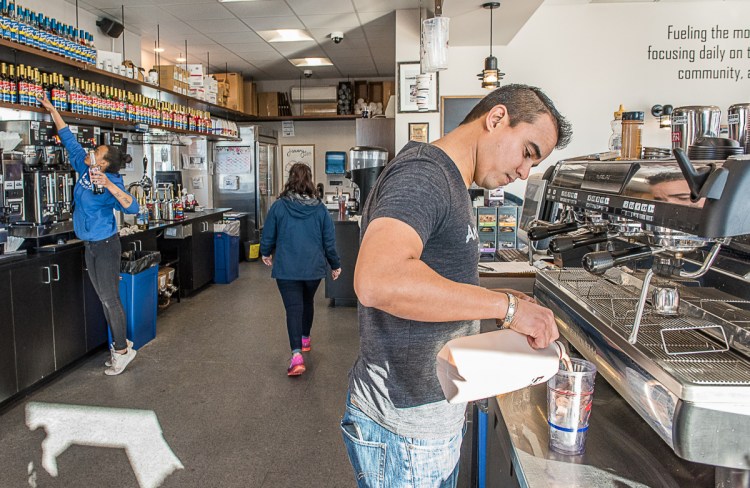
xmin=621 ymin=111 xmax=644 ymax=160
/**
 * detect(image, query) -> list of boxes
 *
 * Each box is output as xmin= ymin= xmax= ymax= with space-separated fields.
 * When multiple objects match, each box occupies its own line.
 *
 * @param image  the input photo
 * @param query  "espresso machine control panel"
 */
xmin=71 ymin=125 xmax=98 ymax=150
xmin=0 ymin=120 xmax=57 ymax=146
xmin=2 ymin=152 xmax=24 ymax=223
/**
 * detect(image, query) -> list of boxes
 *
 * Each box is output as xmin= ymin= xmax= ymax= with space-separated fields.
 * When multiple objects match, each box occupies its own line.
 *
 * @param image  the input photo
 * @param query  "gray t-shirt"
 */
xmin=348 ymin=141 xmax=480 ymax=439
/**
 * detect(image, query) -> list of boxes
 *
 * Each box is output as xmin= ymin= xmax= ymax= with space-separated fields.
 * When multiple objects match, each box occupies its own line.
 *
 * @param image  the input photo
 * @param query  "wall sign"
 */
xmin=646 ymin=23 xmax=750 ymax=82
xmin=281 ymin=144 xmax=315 ymax=184
xmin=398 ymin=62 xmax=439 ymax=113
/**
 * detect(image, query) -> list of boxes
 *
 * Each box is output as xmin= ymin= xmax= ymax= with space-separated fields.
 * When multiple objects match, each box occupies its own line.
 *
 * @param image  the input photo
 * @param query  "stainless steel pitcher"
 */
xmin=671 ymin=106 xmax=721 ymax=152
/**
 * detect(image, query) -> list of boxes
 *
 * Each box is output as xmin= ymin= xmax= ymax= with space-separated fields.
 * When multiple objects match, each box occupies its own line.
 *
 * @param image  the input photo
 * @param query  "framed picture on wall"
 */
xmin=408 ymin=123 xmax=429 ymax=143
xmin=440 ymin=96 xmax=483 ymax=136
xmin=281 ymin=144 xmax=315 ymax=185
xmin=398 ymin=61 xmax=439 ymax=113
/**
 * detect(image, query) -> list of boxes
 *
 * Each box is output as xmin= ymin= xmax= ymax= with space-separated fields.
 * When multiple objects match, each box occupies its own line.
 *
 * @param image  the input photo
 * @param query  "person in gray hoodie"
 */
xmin=261 ymin=163 xmax=342 ymax=376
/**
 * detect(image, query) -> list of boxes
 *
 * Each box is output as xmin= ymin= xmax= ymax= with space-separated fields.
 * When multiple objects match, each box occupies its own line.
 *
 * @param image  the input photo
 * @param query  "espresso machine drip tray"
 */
xmin=539 ymin=268 xmax=750 ymax=395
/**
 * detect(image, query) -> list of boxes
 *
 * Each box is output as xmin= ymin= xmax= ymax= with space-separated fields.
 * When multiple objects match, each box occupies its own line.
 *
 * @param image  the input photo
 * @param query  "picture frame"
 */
xmin=398 ymin=61 xmax=439 ymax=113
xmin=440 ymin=95 xmax=483 ymax=136
xmin=281 ymin=144 xmax=315 ymax=184
xmin=408 ymin=122 xmax=429 ymax=143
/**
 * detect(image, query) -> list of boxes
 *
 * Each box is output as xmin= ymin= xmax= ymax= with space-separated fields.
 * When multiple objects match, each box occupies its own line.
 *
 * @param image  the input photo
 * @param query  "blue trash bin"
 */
xmin=214 ymin=232 xmax=240 ymax=284
xmin=107 ymin=264 xmax=158 ymax=350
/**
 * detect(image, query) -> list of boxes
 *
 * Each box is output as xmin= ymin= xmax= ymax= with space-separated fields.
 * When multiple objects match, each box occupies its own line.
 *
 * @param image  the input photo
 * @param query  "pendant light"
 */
xmin=478 ymin=2 xmax=505 ymax=89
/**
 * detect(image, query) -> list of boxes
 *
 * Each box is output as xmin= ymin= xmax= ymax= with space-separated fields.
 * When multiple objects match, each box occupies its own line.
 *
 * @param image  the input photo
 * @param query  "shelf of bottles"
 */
xmin=0 ymin=62 xmax=241 ymax=140
xmin=0 ymin=1 xmax=250 ymax=134
xmin=0 ymin=0 xmax=96 ymax=65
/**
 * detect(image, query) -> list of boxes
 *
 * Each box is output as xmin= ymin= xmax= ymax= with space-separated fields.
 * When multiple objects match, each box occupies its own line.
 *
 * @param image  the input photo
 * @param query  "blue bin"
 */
xmin=107 ymin=265 xmax=158 ymax=350
xmin=214 ymin=233 xmax=240 ymax=284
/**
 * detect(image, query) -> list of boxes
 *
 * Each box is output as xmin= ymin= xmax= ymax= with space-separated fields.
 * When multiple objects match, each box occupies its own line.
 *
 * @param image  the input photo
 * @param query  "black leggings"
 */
xmin=85 ymin=235 xmax=128 ymax=350
xmin=276 ymin=279 xmax=320 ymax=352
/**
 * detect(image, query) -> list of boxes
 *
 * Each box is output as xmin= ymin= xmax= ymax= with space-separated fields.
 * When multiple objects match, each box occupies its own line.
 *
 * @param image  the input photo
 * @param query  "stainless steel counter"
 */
xmin=490 ymin=376 xmax=714 ymax=487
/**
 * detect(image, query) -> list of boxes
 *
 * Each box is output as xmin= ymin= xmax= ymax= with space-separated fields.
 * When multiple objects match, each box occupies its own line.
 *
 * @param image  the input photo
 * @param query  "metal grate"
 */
xmin=545 ymin=269 xmax=750 ymax=386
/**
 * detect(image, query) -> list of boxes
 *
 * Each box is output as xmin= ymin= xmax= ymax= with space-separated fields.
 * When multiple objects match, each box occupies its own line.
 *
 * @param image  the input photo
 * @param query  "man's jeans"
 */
xmin=341 ymin=395 xmax=464 ymax=488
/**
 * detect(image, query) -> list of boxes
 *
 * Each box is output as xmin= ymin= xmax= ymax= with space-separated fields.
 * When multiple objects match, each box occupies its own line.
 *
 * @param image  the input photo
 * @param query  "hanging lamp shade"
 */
xmin=477 ymin=2 xmax=504 ymax=89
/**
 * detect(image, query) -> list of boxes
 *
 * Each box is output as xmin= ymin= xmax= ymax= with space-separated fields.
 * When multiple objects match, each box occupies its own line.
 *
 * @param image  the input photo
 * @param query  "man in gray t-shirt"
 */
xmin=341 ymin=84 xmax=572 ymax=488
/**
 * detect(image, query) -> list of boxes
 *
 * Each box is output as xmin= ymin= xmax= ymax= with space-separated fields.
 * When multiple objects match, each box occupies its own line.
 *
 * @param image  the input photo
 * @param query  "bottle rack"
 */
xmin=0 ymin=36 xmax=253 ymax=138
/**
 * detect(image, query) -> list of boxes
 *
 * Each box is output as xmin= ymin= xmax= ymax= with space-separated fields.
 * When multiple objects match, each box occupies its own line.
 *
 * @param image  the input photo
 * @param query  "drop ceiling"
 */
xmin=68 ymin=0 xmax=690 ymax=81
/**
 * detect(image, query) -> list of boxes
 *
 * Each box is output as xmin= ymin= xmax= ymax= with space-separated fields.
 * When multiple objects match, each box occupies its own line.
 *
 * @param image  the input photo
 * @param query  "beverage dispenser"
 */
xmin=349 ymin=146 xmax=388 ymax=214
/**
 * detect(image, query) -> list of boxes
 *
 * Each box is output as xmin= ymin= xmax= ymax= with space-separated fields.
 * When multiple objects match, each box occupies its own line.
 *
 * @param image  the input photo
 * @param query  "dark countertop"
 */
xmin=121 ymin=208 xmax=231 ymax=235
xmin=329 ymin=211 xmax=361 ymax=225
xmin=493 ymin=374 xmax=714 ymax=487
xmin=0 ymin=208 xmax=231 ymax=268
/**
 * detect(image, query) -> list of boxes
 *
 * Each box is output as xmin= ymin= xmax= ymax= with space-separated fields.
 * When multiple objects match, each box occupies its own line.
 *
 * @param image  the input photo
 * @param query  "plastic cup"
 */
xmin=547 ymin=358 xmax=597 ymax=455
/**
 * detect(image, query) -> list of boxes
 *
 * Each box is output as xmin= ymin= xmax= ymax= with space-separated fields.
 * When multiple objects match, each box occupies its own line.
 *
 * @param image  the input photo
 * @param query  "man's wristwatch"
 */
xmin=502 ymin=293 xmax=517 ymax=329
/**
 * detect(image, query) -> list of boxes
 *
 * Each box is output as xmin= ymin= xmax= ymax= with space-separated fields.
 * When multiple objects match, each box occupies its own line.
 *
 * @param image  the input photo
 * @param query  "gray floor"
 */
xmin=0 ymin=261 xmax=475 ymax=487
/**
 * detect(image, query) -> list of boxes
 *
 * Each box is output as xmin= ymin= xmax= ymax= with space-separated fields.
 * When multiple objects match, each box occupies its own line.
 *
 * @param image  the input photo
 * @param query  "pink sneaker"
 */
xmin=287 ymin=353 xmax=305 ymax=376
xmin=301 ymin=337 xmax=311 ymax=352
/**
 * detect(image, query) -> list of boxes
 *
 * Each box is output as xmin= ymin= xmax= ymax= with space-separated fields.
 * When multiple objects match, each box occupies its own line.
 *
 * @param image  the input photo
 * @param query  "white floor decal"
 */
xmin=26 ymin=402 xmax=184 ymax=488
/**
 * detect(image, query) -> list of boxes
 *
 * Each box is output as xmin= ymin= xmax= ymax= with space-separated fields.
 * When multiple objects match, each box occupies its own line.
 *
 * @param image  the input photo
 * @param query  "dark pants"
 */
xmin=85 ymin=235 xmax=127 ymax=350
xmin=276 ymin=279 xmax=320 ymax=352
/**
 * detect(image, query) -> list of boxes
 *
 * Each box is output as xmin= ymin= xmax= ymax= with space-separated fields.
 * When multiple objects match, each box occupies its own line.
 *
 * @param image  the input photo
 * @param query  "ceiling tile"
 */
xmin=353 ymin=0 xmax=418 ymax=13
xmin=222 ymin=1 xmax=294 ymax=18
xmin=328 ymin=48 xmax=372 ymax=58
xmin=320 ymin=36 xmax=370 ymax=49
xmin=188 ymin=18 xmax=249 ymax=33
xmin=102 ymin=6 xmax=179 ymax=24
xmin=207 ymin=31 xmax=263 ymax=44
xmin=287 ymin=0 xmax=356 ymax=16
xmin=362 ymin=24 xmax=394 ymax=40
xmin=236 ymin=52 xmax=285 ymax=62
xmin=299 ymin=13 xmax=361 ymax=30
xmin=161 ymin=3 xmax=235 ymax=21
xmin=309 ymin=27 xmax=366 ymax=41
xmin=357 ymin=11 xmax=395 ymax=26
xmin=222 ymin=42 xmax=277 ymax=53
xmin=240 ymin=16 xmax=305 ymax=31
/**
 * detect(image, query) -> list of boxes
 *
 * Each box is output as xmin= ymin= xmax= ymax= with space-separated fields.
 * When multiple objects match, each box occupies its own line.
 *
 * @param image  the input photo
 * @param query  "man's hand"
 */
xmin=508 ymin=299 xmax=559 ymax=349
xmin=262 ymin=256 xmax=273 ymax=266
xmin=331 ymin=268 xmax=341 ymax=280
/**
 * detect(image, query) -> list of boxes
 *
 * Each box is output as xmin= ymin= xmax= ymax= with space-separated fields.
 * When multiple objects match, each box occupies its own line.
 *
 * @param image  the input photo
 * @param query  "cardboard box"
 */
xmin=302 ymin=103 xmax=337 ymax=115
xmin=257 ymin=92 xmax=279 ymax=117
xmin=212 ymin=73 xmax=244 ymax=111
xmin=243 ymin=82 xmax=257 ymax=116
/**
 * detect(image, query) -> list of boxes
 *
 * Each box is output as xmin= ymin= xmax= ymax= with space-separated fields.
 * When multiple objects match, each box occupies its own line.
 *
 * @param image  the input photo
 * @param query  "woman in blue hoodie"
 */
xmin=261 ymin=163 xmax=341 ymax=376
xmin=40 ymin=95 xmax=139 ymax=376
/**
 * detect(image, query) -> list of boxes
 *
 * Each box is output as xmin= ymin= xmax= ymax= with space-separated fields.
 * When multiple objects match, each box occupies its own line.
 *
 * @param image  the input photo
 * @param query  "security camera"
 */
xmin=330 ymin=31 xmax=344 ymax=44
xmin=303 ymin=69 xmax=313 ymax=78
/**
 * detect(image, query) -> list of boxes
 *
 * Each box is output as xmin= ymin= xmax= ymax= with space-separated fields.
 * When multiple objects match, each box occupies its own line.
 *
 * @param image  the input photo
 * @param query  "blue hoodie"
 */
xmin=260 ymin=195 xmax=341 ymax=280
xmin=58 ymin=126 xmax=139 ymax=242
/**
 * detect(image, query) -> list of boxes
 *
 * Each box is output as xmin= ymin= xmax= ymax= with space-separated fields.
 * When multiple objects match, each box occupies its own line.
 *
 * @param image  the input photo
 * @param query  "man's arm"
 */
xmin=354 ymin=217 xmax=559 ymax=348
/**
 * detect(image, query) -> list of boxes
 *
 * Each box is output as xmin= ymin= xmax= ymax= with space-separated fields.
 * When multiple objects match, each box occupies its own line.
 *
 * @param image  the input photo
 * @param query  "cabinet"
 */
xmin=10 ymin=249 xmax=87 ymax=390
xmin=159 ymin=214 xmax=223 ymax=297
xmin=0 ymin=268 xmax=17 ymax=402
xmin=325 ymin=220 xmax=360 ymax=306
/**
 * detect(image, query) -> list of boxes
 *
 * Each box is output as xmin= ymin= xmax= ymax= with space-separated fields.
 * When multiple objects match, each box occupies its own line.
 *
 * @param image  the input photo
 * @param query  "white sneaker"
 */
xmin=105 ymin=347 xmax=137 ymax=376
xmin=105 ymin=340 xmax=134 ymax=367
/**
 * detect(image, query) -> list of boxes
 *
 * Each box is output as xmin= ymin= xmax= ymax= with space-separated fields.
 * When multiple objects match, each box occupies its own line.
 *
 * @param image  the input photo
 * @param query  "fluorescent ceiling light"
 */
xmin=176 ymin=57 xmax=187 ymax=62
xmin=289 ymin=57 xmax=333 ymax=67
xmin=257 ymin=29 xmax=314 ymax=43
xmin=154 ymin=47 xmax=165 ymax=53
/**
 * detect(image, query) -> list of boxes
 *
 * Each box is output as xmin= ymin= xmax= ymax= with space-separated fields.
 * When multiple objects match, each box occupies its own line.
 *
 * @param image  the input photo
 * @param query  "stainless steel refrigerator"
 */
xmin=213 ymin=125 xmax=278 ymax=231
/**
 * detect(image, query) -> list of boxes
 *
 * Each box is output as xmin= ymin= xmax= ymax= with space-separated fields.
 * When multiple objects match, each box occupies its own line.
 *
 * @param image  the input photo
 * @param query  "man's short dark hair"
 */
xmin=460 ymin=84 xmax=572 ymax=150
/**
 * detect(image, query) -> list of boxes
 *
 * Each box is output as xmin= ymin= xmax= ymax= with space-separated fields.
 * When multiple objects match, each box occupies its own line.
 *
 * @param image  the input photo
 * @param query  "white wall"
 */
xmin=256 ymin=120 xmax=357 ymax=194
xmin=396 ymin=1 xmax=750 ymax=197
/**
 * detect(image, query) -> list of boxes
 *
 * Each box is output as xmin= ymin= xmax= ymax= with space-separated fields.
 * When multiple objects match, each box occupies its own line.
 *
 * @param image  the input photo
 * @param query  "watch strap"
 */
xmin=502 ymin=292 xmax=517 ymax=328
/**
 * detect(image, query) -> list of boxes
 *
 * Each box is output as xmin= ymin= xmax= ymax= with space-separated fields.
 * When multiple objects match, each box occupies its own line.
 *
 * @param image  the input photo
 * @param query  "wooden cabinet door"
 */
xmin=11 ymin=258 xmax=55 ymax=390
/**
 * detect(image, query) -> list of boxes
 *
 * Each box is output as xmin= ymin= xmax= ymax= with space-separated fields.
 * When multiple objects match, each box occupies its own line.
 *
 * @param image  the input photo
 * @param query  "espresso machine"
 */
xmin=0 ymin=121 xmax=76 ymax=241
xmin=528 ymin=151 xmax=750 ymax=486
